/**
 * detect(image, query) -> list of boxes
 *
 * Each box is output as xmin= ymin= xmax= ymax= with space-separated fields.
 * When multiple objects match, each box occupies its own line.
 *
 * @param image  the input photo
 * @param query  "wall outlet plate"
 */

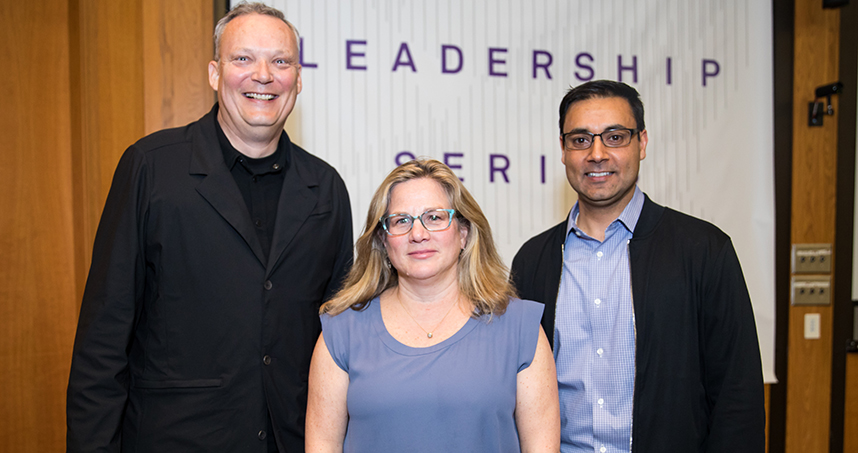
xmin=791 ymin=276 xmax=832 ymax=306
xmin=792 ymin=243 xmax=832 ymax=274
xmin=804 ymin=313 xmax=821 ymax=339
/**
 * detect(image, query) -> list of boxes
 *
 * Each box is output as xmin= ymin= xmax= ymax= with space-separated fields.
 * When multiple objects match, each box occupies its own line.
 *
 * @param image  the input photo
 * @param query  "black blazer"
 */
xmin=67 ymin=106 xmax=353 ymax=452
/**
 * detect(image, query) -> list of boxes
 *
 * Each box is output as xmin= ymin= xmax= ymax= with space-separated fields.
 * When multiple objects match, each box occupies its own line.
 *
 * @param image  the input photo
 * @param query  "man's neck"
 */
xmin=575 ymin=195 xmax=633 ymax=242
xmin=217 ymin=115 xmax=282 ymax=159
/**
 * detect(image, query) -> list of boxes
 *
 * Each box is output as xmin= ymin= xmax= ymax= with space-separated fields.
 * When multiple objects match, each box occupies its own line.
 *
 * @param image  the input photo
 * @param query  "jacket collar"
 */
xmin=631 ymin=193 xmax=666 ymax=240
xmin=187 ymin=104 xmax=321 ymax=273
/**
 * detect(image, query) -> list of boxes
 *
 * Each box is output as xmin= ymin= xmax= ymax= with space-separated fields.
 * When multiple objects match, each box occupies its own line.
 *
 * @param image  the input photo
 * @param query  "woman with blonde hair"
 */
xmin=306 ymin=159 xmax=559 ymax=452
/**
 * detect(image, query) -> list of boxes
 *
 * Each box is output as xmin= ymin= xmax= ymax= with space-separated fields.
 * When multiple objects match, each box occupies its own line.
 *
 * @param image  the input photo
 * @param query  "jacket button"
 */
xmin=257 ymin=430 xmax=267 ymax=440
xmin=263 ymin=280 xmax=273 ymax=290
xmin=263 ymin=355 xmax=272 ymax=365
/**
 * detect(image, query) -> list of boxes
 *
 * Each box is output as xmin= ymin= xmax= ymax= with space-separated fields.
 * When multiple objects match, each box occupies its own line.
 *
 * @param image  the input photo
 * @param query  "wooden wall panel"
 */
xmin=845 ymin=354 xmax=858 ymax=452
xmin=1 ymin=0 xmax=213 ymax=451
xmin=69 ymin=0 xmax=146 ymax=301
xmin=786 ymin=0 xmax=840 ymax=452
xmin=70 ymin=0 xmax=214 ymax=300
xmin=142 ymin=0 xmax=214 ymax=134
xmin=0 ymin=1 xmax=79 ymax=452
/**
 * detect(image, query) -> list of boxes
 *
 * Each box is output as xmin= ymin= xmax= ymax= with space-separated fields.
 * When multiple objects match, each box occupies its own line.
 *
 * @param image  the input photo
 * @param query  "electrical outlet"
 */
xmin=792 ymin=243 xmax=832 ymax=274
xmin=804 ymin=314 xmax=821 ymax=339
xmin=791 ymin=276 xmax=831 ymax=306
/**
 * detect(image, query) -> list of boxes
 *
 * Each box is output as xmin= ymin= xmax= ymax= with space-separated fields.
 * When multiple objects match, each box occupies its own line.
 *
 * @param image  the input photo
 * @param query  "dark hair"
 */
xmin=558 ymin=80 xmax=645 ymax=134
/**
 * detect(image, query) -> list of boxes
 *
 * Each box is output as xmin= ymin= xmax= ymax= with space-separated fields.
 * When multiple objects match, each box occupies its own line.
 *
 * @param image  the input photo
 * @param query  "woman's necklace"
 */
xmin=397 ymin=296 xmax=458 ymax=339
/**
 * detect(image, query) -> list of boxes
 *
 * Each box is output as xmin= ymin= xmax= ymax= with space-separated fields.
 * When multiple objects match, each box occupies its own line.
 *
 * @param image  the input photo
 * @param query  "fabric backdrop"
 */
xmin=255 ymin=0 xmax=776 ymax=383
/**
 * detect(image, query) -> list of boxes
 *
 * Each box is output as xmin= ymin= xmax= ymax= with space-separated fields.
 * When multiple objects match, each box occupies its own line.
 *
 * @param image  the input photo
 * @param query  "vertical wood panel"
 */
xmin=142 ymin=0 xmax=214 ymax=134
xmin=70 ymin=1 xmax=214 ymax=302
xmin=0 ymin=0 xmax=78 ymax=451
xmin=69 ymin=0 xmax=146 ymax=303
xmin=845 ymin=354 xmax=858 ymax=452
xmin=1 ymin=0 xmax=213 ymax=451
xmin=786 ymin=0 xmax=840 ymax=451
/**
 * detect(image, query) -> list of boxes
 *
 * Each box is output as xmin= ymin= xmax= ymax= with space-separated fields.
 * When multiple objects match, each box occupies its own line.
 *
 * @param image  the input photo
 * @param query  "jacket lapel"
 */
xmin=189 ymin=107 xmax=267 ymax=266
xmin=266 ymin=146 xmax=317 ymax=276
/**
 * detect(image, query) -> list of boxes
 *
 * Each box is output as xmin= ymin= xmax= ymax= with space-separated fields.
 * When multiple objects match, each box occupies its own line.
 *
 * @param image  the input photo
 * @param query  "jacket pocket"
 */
xmin=133 ymin=378 xmax=222 ymax=389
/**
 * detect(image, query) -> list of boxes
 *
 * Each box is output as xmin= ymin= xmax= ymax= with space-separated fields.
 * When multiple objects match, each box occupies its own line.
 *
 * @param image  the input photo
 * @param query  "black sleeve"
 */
xmin=67 ymin=146 xmax=149 ymax=453
xmin=702 ymin=239 xmax=766 ymax=453
xmin=510 ymin=224 xmax=564 ymax=348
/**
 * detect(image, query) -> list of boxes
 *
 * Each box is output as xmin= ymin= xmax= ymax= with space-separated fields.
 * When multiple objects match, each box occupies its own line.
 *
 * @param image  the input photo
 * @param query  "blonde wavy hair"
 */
xmin=321 ymin=159 xmax=516 ymax=317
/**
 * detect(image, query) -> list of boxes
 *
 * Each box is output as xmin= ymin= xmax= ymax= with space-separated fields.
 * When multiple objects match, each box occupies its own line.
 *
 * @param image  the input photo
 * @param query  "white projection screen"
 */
xmin=247 ymin=0 xmax=776 ymax=382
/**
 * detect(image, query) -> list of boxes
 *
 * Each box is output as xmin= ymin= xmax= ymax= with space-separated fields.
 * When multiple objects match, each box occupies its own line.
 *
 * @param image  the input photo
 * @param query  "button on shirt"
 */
xmin=216 ymin=121 xmax=287 ymax=260
xmin=555 ymin=187 xmax=644 ymax=453
xmin=216 ymin=121 xmax=286 ymax=452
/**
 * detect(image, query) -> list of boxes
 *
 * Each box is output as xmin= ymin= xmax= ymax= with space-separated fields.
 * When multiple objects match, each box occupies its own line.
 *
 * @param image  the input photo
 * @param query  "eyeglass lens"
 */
xmin=384 ymin=209 xmax=452 ymax=235
xmin=564 ymin=129 xmax=633 ymax=150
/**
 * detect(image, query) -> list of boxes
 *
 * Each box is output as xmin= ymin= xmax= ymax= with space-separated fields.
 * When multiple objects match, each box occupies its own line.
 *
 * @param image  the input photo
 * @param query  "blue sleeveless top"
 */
xmin=321 ymin=297 xmax=544 ymax=453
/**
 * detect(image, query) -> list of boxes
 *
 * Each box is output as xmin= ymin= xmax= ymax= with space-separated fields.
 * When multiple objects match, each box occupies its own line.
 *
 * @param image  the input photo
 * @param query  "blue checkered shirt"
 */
xmin=555 ymin=187 xmax=644 ymax=453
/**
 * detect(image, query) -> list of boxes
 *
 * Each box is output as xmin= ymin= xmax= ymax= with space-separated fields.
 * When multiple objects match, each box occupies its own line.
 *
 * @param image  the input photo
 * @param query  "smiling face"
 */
xmin=208 ymin=13 xmax=302 ymax=148
xmin=560 ymin=96 xmax=647 ymax=217
xmin=383 ymin=178 xmax=468 ymax=286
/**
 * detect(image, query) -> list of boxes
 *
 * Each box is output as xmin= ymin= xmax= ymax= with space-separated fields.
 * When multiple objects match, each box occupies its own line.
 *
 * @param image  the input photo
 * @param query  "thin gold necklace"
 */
xmin=397 ymin=295 xmax=458 ymax=339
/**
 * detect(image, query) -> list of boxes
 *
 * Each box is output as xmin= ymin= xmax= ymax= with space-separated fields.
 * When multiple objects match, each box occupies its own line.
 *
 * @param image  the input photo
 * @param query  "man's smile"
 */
xmin=244 ymin=92 xmax=277 ymax=100
xmin=586 ymin=171 xmax=612 ymax=177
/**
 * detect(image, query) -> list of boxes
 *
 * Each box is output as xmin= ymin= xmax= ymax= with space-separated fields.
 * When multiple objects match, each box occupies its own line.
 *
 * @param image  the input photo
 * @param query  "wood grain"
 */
xmin=143 ymin=0 xmax=214 ymax=134
xmin=844 ymin=353 xmax=858 ymax=453
xmin=1 ymin=0 xmax=213 ymax=450
xmin=786 ymin=0 xmax=840 ymax=451
xmin=0 ymin=1 xmax=78 ymax=451
xmin=70 ymin=0 xmax=145 ymax=303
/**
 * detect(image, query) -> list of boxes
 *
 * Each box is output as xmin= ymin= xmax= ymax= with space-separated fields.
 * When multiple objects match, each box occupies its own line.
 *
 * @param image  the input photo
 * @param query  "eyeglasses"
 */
xmin=562 ymin=127 xmax=639 ymax=150
xmin=380 ymin=209 xmax=456 ymax=236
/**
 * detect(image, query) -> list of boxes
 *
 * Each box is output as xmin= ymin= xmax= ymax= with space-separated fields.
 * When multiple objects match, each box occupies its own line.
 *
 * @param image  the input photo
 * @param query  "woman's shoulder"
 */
xmin=502 ymin=297 xmax=545 ymax=319
xmin=321 ymin=298 xmax=379 ymax=330
xmin=481 ymin=298 xmax=544 ymax=331
xmin=482 ymin=298 xmax=545 ymax=369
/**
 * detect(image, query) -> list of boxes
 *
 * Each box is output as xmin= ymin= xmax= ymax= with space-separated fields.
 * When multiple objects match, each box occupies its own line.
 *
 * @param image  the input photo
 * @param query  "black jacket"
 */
xmin=511 ymin=194 xmax=765 ymax=452
xmin=67 ymin=106 xmax=353 ymax=453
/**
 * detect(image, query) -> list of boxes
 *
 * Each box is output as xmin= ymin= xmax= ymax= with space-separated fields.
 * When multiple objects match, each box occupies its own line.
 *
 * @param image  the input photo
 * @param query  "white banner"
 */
xmin=257 ymin=0 xmax=776 ymax=383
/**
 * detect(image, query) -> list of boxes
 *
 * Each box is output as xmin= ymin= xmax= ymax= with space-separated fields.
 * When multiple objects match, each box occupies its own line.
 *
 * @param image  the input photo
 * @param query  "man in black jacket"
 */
xmin=66 ymin=3 xmax=353 ymax=452
xmin=511 ymin=80 xmax=764 ymax=452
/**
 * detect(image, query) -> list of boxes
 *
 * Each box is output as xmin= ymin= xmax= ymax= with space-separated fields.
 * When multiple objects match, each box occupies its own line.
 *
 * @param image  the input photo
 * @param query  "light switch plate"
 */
xmin=804 ymin=313 xmax=821 ymax=339
xmin=791 ymin=276 xmax=831 ymax=306
xmin=792 ymin=243 xmax=832 ymax=274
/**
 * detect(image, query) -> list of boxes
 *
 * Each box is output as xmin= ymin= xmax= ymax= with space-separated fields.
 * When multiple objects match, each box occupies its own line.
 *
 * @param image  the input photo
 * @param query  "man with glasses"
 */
xmin=511 ymin=80 xmax=765 ymax=452
xmin=67 ymin=3 xmax=352 ymax=452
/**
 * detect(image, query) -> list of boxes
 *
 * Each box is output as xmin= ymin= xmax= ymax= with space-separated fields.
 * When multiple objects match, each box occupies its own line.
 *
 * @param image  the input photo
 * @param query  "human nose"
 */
xmin=408 ymin=217 xmax=430 ymax=241
xmin=252 ymin=61 xmax=273 ymax=83
xmin=586 ymin=136 xmax=609 ymax=162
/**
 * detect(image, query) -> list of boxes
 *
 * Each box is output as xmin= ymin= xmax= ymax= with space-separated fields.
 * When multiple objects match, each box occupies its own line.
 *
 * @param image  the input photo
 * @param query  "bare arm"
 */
xmin=515 ymin=327 xmax=560 ymax=453
xmin=305 ymin=333 xmax=349 ymax=453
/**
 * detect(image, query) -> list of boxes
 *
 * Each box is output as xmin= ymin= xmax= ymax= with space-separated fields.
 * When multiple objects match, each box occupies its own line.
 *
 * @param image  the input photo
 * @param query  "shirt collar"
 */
xmin=215 ymin=111 xmax=291 ymax=174
xmin=566 ymin=186 xmax=645 ymax=239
